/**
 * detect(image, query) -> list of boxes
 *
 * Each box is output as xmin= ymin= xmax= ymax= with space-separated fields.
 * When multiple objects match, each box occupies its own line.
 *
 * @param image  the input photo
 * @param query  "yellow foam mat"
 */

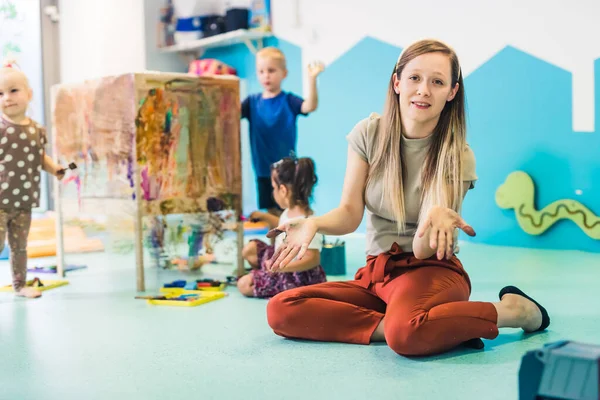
xmin=147 ymin=290 xmax=227 ymax=307
xmin=244 ymin=220 xmax=269 ymax=230
xmin=0 ymin=279 xmax=69 ymax=292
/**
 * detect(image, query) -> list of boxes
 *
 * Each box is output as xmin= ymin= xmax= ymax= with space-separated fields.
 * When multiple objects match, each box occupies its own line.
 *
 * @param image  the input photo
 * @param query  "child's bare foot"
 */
xmin=171 ymin=254 xmax=216 ymax=271
xmin=170 ymin=258 xmax=189 ymax=271
xmin=16 ymin=287 xmax=42 ymax=298
xmin=199 ymin=253 xmax=216 ymax=264
xmin=190 ymin=254 xmax=216 ymax=270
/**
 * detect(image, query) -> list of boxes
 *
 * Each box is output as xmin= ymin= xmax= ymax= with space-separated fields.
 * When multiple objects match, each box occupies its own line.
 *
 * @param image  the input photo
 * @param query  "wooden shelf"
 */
xmin=159 ymin=29 xmax=272 ymax=56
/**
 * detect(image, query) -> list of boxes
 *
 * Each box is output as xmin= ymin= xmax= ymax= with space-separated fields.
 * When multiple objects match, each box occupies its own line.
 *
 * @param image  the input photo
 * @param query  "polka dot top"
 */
xmin=0 ymin=117 xmax=47 ymax=210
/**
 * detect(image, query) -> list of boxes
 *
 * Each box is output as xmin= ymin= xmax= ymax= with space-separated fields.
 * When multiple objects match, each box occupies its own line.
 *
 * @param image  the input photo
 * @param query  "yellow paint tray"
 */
xmin=147 ymin=290 xmax=227 ymax=307
xmin=160 ymin=284 xmax=226 ymax=294
xmin=0 ymin=279 xmax=69 ymax=292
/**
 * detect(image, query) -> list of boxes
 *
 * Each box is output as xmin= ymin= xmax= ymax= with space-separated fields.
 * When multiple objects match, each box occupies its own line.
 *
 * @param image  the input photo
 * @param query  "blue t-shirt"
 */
xmin=241 ymin=91 xmax=307 ymax=177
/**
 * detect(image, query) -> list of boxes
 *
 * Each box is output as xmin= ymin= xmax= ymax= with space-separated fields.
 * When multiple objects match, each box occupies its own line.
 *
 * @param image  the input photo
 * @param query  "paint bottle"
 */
xmin=249 ymin=0 xmax=271 ymax=32
xmin=173 ymin=0 xmax=204 ymax=43
xmin=159 ymin=0 xmax=176 ymax=47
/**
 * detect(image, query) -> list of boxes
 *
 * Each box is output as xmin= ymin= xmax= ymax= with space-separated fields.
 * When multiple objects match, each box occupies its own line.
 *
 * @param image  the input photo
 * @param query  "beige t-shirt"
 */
xmin=346 ymin=113 xmax=477 ymax=256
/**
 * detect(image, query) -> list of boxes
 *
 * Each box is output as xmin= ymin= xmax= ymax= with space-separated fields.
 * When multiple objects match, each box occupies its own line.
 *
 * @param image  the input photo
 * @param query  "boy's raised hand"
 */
xmin=307 ymin=61 xmax=325 ymax=78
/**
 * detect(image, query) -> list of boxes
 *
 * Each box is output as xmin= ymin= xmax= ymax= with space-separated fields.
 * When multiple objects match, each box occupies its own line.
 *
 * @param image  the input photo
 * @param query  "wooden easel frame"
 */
xmin=52 ymin=72 xmax=244 ymax=291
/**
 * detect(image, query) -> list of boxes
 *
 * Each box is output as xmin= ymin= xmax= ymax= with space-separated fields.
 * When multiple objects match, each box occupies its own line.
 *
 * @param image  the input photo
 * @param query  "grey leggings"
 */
xmin=0 ymin=209 xmax=32 ymax=291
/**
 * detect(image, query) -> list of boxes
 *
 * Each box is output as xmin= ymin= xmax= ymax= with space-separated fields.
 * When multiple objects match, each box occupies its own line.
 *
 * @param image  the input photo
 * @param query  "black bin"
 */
xmin=225 ymin=8 xmax=249 ymax=31
xmin=201 ymin=15 xmax=225 ymax=37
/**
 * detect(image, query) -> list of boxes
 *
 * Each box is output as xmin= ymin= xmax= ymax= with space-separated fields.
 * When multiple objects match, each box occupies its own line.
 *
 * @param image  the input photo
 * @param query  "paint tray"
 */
xmin=147 ymin=290 xmax=227 ymax=307
xmin=160 ymin=284 xmax=226 ymax=293
xmin=0 ymin=279 xmax=69 ymax=292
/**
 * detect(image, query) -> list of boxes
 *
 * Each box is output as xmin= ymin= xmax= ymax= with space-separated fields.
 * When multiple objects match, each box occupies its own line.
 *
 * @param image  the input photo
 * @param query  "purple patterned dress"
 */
xmin=250 ymin=239 xmax=327 ymax=298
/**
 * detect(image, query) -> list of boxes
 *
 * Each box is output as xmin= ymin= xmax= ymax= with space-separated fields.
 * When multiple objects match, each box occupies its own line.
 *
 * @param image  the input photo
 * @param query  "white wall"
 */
xmin=58 ymin=0 xmax=600 ymax=131
xmin=1 ymin=0 xmax=49 ymax=210
xmin=60 ymin=0 xmax=250 ymax=78
xmin=59 ymin=0 xmax=147 ymax=83
xmin=271 ymin=0 xmax=600 ymax=132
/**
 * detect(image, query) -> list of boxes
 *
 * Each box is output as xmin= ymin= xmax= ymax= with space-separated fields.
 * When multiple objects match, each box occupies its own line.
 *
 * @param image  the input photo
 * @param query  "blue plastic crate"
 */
xmin=520 ymin=340 xmax=600 ymax=400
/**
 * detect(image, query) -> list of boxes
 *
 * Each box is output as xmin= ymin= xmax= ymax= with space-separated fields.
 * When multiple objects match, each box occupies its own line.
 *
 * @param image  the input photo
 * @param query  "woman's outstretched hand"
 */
xmin=266 ymin=218 xmax=318 ymax=271
xmin=416 ymin=206 xmax=476 ymax=260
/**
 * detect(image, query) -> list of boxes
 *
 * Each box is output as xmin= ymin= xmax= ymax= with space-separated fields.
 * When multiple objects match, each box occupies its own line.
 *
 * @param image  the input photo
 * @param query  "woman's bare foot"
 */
xmin=16 ymin=287 xmax=42 ymax=298
xmin=495 ymin=293 xmax=542 ymax=332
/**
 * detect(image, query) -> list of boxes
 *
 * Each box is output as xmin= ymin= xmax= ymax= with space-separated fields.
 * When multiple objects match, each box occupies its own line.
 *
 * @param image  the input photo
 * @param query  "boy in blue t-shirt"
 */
xmin=241 ymin=46 xmax=324 ymax=215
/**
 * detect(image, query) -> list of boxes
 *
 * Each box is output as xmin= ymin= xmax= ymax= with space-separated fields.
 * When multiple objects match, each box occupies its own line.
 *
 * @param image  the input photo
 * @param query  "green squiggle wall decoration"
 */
xmin=495 ymin=171 xmax=600 ymax=239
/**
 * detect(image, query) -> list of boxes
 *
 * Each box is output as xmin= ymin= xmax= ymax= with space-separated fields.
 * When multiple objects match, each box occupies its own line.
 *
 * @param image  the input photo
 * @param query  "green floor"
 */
xmin=1 ymin=236 xmax=598 ymax=400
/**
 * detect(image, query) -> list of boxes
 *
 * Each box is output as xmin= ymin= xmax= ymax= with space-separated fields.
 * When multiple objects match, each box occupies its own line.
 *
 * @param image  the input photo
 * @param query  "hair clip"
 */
xmin=2 ymin=59 xmax=19 ymax=69
xmin=271 ymin=159 xmax=284 ymax=169
xmin=271 ymin=152 xmax=299 ymax=170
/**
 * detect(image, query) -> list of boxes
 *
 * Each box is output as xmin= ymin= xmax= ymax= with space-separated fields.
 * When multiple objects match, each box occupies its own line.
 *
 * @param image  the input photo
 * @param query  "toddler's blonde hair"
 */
xmin=256 ymin=47 xmax=287 ymax=70
xmin=0 ymin=59 xmax=30 ymax=88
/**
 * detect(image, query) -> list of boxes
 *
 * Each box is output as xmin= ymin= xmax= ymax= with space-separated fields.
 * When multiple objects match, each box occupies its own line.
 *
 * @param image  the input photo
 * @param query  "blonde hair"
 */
xmin=0 ymin=59 xmax=30 ymax=88
xmin=367 ymin=39 xmax=466 ymax=233
xmin=256 ymin=47 xmax=287 ymax=70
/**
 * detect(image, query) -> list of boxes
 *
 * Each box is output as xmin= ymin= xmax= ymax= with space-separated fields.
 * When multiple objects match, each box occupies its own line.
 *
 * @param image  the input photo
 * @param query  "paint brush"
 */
xmin=135 ymin=295 xmax=168 ymax=300
xmin=266 ymin=228 xmax=284 ymax=239
xmin=57 ymin=162 xmax=78 ymax=177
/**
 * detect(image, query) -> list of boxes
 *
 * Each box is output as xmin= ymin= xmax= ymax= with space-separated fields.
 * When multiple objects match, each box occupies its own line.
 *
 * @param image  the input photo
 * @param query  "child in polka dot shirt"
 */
xmin=0 ymin=62 xmax=65 ymax=298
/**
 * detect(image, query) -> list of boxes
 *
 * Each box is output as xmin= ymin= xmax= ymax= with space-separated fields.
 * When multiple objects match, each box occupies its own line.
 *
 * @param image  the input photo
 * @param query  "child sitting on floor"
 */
xmin=237 ymin=156 xmax=326 ymax=298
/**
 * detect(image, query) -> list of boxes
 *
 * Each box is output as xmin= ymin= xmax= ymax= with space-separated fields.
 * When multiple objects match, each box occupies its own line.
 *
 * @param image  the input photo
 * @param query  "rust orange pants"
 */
xmin=266 ymin=243 xmax=499 ymax=356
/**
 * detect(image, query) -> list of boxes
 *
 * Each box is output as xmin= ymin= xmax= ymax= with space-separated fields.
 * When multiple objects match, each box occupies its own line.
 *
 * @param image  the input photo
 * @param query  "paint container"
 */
xmin=249 ymin=0 xmax=272 ymax=31
xmin=173 ymin=0 xmax=212 ymax=43
xmin=175 ymin=16 xmax=202 ymax=43
xmin=188 ymin=59 xmax=237 ymax=76
xmin=321 ymin=238 xmax=346 ymax=276
xmin=200 ymin=14 xmax=226 ymax=37
xmin=225 ymin=8 xmax=249 ymax=32
xmin=158 ymin=0 xmax=176 ymax=47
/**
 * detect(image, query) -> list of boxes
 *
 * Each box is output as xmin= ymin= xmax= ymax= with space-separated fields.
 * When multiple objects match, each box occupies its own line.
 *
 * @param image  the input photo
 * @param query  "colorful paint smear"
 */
xmin=52 ymin=74 xmax=137 ymax=201
xmin=135 ymin=75 xmax=241 ymax=216
xmin=51 ymin=72 xmax=242 ymax=261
